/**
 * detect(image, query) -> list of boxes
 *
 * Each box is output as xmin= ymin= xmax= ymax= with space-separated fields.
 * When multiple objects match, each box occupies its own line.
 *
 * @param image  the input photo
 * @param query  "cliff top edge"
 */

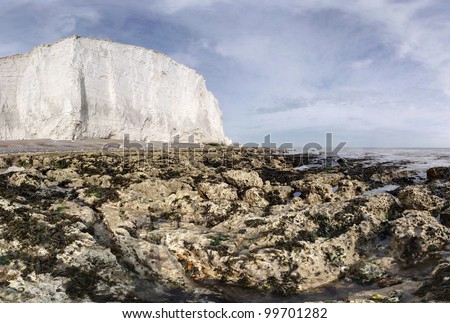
xmin=0 ymin=35 xmax=199 ymax=75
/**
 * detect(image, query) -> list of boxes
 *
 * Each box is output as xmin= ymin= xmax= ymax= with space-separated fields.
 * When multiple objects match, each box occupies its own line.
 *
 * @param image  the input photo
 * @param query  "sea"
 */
xmin=285 ymin=147 xmax=450 ymax=178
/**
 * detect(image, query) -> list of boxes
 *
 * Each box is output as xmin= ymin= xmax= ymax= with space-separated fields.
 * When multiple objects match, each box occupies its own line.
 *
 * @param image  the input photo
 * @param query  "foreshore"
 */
xmin=0 ymin=148 xmax=449 ymax=302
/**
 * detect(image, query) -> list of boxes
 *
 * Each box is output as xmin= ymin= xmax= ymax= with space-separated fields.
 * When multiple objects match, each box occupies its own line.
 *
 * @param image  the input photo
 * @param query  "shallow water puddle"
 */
xmin=364 ymin=184 xmax=400 ymax=195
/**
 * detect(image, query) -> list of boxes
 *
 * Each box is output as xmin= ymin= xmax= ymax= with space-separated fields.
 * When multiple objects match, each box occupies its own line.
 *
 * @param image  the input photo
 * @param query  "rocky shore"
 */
xmin=0 ymin=148 xmax=449 ymax=302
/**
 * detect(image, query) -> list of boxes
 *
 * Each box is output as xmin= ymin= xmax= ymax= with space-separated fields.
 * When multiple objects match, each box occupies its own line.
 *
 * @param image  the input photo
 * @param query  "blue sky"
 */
xmin=1 ymin=0 xmax=450 ymax=147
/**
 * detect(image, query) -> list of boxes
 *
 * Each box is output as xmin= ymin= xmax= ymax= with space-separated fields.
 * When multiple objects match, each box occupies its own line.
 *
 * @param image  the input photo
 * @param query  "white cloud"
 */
xmin=153 ymin=0 xmax=226 ymax=14
xmin=169 ymin=51 xmax=200 ymax=68
xmin=351 ymin=59 xmax=373 ymax=69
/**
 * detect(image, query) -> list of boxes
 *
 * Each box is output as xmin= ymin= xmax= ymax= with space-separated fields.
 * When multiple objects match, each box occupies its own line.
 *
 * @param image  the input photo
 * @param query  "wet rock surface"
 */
xmin=0 ymin=149 xmax=449 ymax=302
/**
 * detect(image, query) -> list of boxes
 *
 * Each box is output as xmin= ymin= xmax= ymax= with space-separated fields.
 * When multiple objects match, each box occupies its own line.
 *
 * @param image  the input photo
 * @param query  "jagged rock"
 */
xmin=50 ymin=201 xmax=97 ymax=227
xmin=113 ymin=233 xmax=187 ymax=285
xmin=6 ymin=172 xmax=40 ymax=189
xmin=370 ymin=169 xmax=413 ymax=184
xmin=440 ymin=207 xmax=450 ymax=227
xmin=270 ymin=158 xmax=285 ymax=169
xmin=157 ymin=194 xmax=399 ymax=293
xmin=398 ymin=186 xmax=444 ymax=213
xmin=1 ymin=149 xmax=449 ymax=302
xmin=0 ymin=158 xmax=8 ymax=169
xmin=293 ymin=172 xmax=345 ymax=187
xmin=55 ymin=234 xmax=134 ymax=301
xmin=222 ymin=170 xmax=263 ymax=189
xmin=335 ymin=179 xmax=368 ymax=200
xmin=427 ymin=167 xmax=450 ymax=180
xmin=85 ymin=175 xmax=112 ymax=189
xmin=0 ymin=273 xmax=71 ymax=302
xmin=42 ymin=157 xmax=52 ymax=167
xmin=305 ymin=193 xmax=324 ymax=205
xmin=292 ymin=181 xmax=333 ymax=199
xmin=244 ymin=188 xmax=269 ymax=207
xmin=416 ymin=258 xmax=450 ymax=301
xmin=47 ymin=168 xmax=80 ymax=184
xmin=292 ymin=175 xmax=368 ymax=204
xmin=32 ymin=159 xmax=42 ymax=168
xmin=0 ymin=36 xmax=230 ymax=144
xmin=390 ymin=210 xmax=450 ymax=263
xmin=267 ymin=185 xmax=294 ymax=204
xmin=429 ymin=181 xmax=450 ymax=200
xmin=196 ymin=200 xmax=239 ymax=227
xmin=198 ymin=182 xmax=238 ymax=201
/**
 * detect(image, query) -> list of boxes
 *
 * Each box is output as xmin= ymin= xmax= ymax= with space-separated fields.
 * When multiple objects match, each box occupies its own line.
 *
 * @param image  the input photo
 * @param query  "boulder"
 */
xmin=427 ymin=167 xmax=450 ymax=180
xmin=198 ymin=182 xmax=238 ymax=201
xmin=398 ymin=185 xmax=444 ymax=213
xmin=222 ymin=170 xmax=263 ymax=189
xmin=390 ymin=210 xmax=449 ymax=263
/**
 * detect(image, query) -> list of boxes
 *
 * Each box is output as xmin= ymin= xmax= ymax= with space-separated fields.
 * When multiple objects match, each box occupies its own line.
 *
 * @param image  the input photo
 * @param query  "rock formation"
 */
xmin=1 ymin=151 xmax=449 ymax=302
xmin=0 ymin=36 xmax=230 ymax=144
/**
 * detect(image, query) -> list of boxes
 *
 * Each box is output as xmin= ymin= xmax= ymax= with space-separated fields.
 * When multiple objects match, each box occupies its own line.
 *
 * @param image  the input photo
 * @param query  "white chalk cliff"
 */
xmin=0 ymin=36 xmax=230 ymax=144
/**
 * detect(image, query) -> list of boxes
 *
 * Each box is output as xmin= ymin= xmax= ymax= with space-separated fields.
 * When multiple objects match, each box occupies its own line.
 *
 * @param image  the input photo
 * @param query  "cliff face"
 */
xmin=0 ymin=36 xmax=230 ymax=144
